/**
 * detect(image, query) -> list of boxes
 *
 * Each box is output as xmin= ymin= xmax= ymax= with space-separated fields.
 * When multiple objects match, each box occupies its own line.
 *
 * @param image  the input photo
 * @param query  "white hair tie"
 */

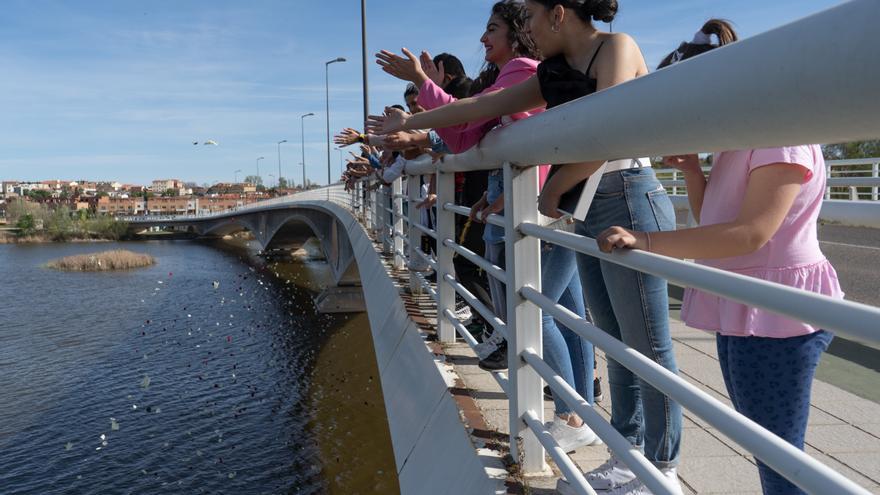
xmin=691 ymin=30 xmax=714 ymax=45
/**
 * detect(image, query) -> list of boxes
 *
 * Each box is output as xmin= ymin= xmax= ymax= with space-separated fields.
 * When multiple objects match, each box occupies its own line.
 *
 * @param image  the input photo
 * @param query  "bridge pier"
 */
xmin=314 ymin=286 xmax=366 ymax=313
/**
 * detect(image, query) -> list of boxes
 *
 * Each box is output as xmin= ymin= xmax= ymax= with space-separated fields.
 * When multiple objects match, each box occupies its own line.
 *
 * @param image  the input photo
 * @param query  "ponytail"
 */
xmin=658 ymin=18 xmax=738 ymax=69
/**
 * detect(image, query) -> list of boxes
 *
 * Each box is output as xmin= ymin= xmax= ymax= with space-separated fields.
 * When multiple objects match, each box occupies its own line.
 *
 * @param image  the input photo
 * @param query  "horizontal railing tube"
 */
xmin=441 ymin=239 xmax=508 ymax=284
xmin=519 ymin=222 xmax=880 ymax=346
xmin=520 ymin=348 xmax=677 ymax=495
xmin=521 ymin=287 xmax=871 ymax=495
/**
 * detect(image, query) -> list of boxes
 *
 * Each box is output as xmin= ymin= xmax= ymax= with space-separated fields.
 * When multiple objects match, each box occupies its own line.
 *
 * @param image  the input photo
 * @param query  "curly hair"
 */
xmin=470 ymin=0 xmax=542 ymax=95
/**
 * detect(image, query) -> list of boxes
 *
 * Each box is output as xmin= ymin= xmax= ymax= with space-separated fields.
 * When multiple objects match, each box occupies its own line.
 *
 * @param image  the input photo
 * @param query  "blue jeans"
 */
xmin=484 ymin=241 xmax=506 ymax=323
xmin=717 ymin=331 xmax=833 ymax=495
xmin=541 ymin=242 xmax=594 ymax=414
xmin=575 ymin=167 xmax=681 ymax=468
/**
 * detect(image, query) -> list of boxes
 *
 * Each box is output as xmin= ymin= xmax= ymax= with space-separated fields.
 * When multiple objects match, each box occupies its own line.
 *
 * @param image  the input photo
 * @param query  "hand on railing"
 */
xmin=596 ymin=226 xmax=649 ymax=253
xmin=416 ymin=193 xmax=436 ymax=210
xmin=663 ymin=154 xmax=702 ymax=173
xmin=537 ymin=189 xmax=564 ymax=219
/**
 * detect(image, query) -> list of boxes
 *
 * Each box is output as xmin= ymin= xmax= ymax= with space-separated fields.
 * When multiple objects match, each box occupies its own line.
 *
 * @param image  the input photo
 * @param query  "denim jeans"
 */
xmin=541 ymin=242 xmax=594 ymax=414
xmin=484 ymin=241 xmax=506 ymax=323
xmin=575 ymin=167 xmax=682 ymax=468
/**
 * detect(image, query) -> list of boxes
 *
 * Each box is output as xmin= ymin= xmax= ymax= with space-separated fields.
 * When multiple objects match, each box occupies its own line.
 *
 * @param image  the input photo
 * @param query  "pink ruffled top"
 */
xmin=681 ymin=145 xmax=844 ymax=338
xmin=417 ymin=57 xmax=549 ymax=187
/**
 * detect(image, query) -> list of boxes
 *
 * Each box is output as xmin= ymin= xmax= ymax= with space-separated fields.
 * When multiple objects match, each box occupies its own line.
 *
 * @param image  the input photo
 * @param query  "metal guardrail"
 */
xmin=337 ymin=2 xmax=880 ymax=494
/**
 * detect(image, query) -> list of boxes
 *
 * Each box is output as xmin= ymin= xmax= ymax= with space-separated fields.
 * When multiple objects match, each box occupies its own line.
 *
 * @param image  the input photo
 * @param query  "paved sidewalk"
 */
xmin=445 ymin=320 xmax=880 ymax=494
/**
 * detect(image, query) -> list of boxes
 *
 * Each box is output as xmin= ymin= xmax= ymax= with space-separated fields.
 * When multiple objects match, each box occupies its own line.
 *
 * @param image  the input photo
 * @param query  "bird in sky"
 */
xmin=204 ymin=140 xmax=218 ymax=146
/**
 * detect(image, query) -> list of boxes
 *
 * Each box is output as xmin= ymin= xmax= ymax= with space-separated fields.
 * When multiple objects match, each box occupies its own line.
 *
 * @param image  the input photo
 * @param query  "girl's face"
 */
xmin=480 ymin=13 xmax=514 ymax=65
xmin=524 ymin=1 xmax=562 ymax=57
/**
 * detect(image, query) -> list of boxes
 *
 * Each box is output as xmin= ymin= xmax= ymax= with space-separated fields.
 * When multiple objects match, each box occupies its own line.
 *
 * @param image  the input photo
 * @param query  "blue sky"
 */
xmin=0 ymin=0 xmax=844 ymax=186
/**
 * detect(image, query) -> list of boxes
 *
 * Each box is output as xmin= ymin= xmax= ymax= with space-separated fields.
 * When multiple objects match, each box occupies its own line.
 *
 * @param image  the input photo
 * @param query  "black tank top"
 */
xmin=536 ymin=41 xmax=606 ymax=217
xmin=536 ymin=41 xmax=605 ymax=109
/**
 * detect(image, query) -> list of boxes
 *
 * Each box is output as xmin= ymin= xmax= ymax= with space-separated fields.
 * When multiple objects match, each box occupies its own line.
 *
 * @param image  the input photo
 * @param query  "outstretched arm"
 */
xmin=368 ymin=76 xmax=544 ymax=134
xmin=598 ymin=163 xmax=806 ymax=259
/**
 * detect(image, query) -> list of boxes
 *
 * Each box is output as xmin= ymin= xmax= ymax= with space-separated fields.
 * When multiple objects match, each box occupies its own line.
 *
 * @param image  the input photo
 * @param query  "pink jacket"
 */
xmin=417 ymin=57 xmax=544 ymax=153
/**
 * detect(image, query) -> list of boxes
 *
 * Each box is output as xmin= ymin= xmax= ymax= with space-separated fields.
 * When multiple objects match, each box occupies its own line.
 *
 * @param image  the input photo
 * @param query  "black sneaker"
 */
xmin=478 ymin=342 xmax=507 ymax=371
xmin=593 ymin=377 xmax=604 ymax=402
xmin=544 ymin=385 xmax=553 ymax=401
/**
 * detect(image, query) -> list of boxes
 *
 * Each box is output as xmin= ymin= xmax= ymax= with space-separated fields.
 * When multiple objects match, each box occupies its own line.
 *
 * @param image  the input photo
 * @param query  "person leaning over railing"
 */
xmin=368 ymin=1 xmax=685 ymax=493
xmin=377 ymin=52 xmax=496 ymax=329
xmin=376 ymin=0 xmax=610 ymax=456
xmin=598 ymin=20 xmax=843 ymax=495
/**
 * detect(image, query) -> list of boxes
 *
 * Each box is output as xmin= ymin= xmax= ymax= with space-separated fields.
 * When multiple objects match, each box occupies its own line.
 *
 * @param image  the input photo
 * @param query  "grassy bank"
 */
xmin=46 ymin=250 xmax=155 ymax=271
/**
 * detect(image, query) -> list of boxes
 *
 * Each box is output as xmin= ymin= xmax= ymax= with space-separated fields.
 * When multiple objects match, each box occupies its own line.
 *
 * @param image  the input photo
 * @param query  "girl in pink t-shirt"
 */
xmin=597 ymin=20 xmax=842 ymax=495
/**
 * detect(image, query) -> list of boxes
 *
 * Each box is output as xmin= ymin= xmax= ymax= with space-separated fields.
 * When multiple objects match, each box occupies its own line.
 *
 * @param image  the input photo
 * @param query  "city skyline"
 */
xmin=0 ymin=0 xmax=843 ymax=184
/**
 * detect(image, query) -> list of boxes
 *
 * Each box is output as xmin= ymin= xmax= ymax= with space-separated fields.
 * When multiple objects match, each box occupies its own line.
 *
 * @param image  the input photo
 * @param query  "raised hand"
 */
xmin=663 ymin=154 xmax=702 ymax=173
xmin=376 ymin=48 xmax=428 ymax=85
xmin=366 ymin=106 xmax=409 ymax=135
xmin=334 ymin=128 xmax=362 ymax=147
xmin=384 ymin=131 xmax=413 ymax=151
xmin=419 ymin=51 xmax=445 ymax=86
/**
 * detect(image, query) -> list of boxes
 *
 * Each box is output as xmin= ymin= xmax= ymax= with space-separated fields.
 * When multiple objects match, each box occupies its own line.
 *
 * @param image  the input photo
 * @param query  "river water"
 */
xmin=0 ymin=240 xmax=397 ymax=494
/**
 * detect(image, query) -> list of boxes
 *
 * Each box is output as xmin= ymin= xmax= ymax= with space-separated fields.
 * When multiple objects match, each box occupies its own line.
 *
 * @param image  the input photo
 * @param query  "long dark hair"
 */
xmin=527 ymin=0 xmax=618 ymax=24
xmin=657 ymin=19 xmax=738 ymax=69
xmin=432 ymin=53 xmax=473 ymax=99
xmin=469 ymin=0 xmax=541 ymax=95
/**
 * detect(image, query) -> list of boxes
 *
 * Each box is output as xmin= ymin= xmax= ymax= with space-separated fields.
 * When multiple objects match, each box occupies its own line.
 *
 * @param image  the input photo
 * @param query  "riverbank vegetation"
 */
xmin=46 ymin=250 xmax=155 ymax=271
xmin=3 ymin=200 xmax=128 ymax=242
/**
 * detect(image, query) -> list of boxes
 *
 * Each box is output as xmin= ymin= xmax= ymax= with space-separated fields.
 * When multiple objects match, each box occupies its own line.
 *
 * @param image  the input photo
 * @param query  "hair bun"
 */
xmin=580 ymin=0 xmax=618 ymax=23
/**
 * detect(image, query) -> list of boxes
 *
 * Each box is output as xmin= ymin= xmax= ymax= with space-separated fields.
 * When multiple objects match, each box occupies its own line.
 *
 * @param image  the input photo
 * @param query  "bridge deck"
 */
xmin=373 ymin=239 xmax=880 ymax=494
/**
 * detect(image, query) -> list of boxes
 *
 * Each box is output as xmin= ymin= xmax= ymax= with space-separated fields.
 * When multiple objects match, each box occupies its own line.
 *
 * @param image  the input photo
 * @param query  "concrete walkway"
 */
xmin=446 ymin=321 xmax=880 ymax=494
xmin=374 ymin=240 xmax=880 ymax=494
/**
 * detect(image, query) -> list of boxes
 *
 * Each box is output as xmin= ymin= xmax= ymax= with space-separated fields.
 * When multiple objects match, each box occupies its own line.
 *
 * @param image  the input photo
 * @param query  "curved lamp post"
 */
xmin=277 ymin=140 xmax=287 ymax=189
xmin=325 ymin=57 xmax=346 ymax=185
xmin=234 ymin=169 xmax=242 ymax=183
xmin=301 ymin=112 xmax=315 ymax=189
xmin=256 ymin=156 xmax=265 ymax=186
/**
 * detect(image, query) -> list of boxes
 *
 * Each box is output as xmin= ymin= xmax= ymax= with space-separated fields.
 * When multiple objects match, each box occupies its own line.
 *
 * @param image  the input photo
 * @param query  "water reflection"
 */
xmin=0 ymin=239 xmax=396 ymax=494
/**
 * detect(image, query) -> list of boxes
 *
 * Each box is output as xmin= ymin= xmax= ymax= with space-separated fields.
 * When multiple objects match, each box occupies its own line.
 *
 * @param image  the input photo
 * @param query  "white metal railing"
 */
xmin=334 ymin=2 xmax=880 ymax=494
xmin=655 ymin=157 xmax=880 ymax=228
xmin=656 ymin=157 xmax=880 ymax=202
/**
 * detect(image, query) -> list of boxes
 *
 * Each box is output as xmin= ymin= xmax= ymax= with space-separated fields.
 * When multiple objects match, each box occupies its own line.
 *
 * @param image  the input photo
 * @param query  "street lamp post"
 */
xmin=256 ymin=156 xmax=264 ymax=186
xmin=277 ymin=140 xmax=287 ymax=189
xmin=300 ymin=113 xmax=315 ymax=189
xmin=325 ymin=56 xmax=346 ymax=185
xmin=234 ymin=169 xmax=242 ymax=183
xmin=360 ymin=0 xmax=369 ymax=123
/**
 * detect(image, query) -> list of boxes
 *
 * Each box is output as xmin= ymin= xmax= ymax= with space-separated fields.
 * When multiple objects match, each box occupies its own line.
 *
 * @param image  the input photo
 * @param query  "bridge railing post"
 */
xmin=503 ymin=161 xmax=547 ymax=475
xmin=371 ymin=186 xmax=381 ymax=238
xmin=407 ymin=175 xmax=422 ymax=294
xmin=392 ymin=177 xmax=405 ymax=270
xmin=382 ymin=186 xmax=393 ymax=255
xmin=436 ymin=170 xmax=456 ymax=343
xmin=873 ymin=161 xmax=878 ymax=201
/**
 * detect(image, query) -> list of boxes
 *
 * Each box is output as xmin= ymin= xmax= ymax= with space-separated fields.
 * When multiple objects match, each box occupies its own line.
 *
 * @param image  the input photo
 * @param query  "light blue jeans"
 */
xmin=541 ymin=242 xmax=594 ymax=414
xmin=575 ymin=168 xmax=682 ymax=468
xmin=486 ymin=239 xmax=594 ymax=416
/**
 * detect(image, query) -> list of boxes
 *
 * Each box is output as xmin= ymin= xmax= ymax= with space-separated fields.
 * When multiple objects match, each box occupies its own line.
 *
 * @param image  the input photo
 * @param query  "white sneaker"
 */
xmin=601 ymin=467 xmax=682 ymax=495
xmin=473 ymin=329 xmax=504 ymax=360
xmin=586 ymin=452 xmax=636 ymax=490
xmin=454 ymin=301 xmax=472 ymax=325
xmin=544 ymin=416 xmax=599 ymax=453
xmin=556 ymin=464 xmax=682 ymax=495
